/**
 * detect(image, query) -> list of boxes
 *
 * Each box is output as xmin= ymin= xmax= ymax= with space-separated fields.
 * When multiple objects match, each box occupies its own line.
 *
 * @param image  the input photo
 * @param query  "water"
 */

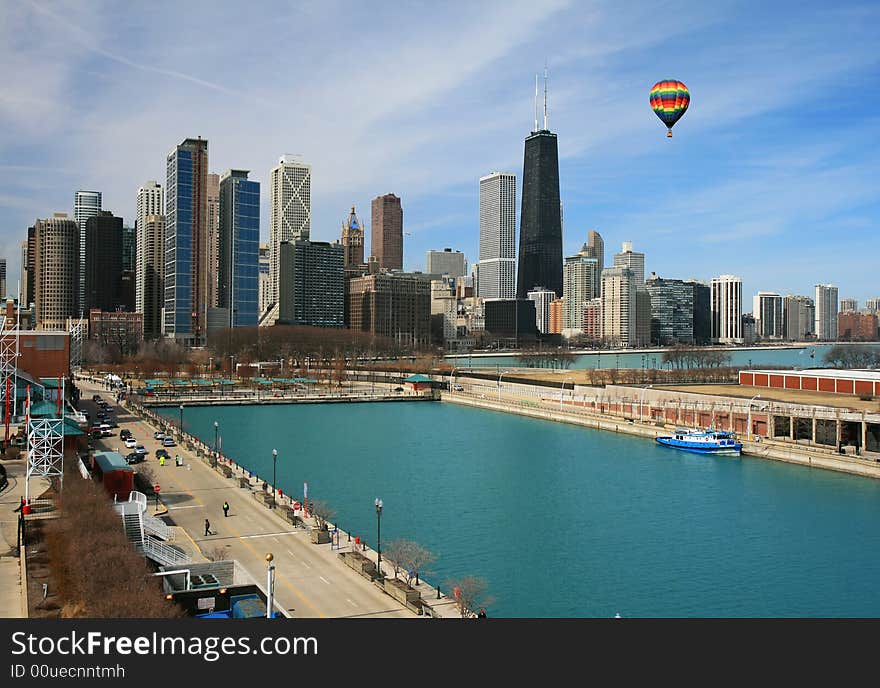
xmin=446 ymin=343 xmax=880 ymax=371
xmin=161 ymin=401 xmax=880 ymax=617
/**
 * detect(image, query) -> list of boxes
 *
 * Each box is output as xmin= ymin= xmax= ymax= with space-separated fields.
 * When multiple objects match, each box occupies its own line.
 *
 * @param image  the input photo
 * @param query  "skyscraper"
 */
xmin=347 ymin=274 xmax=430 ymax=347
xmin=341 ymin=206 xmax=365 ymax=269
xmin=839 ymin=298 xmax=858 ymax=313
xmin=278 ymin=240 xmax=344 ymax=328
xmin=865 ymin=298 xmax=880 ymax=314
xmin=25 ymin=225 xmax=36 ymax=307
xmin=645 ymin=275 xmax=695 ymax=345
xmin=165 ymin=137 xmax=209 ymax=344
xmin=527 ymin=287 xmax=556 ymax=334
xmin=783 ymin=295 xmax=814 ymax=341
xmin=613 ymin=242 xmax=645 ymax=283
xmin=34 ymin=214 xmax=79 ymax=330
xmin=217 ymin=169 xmax=260 ymax=328
xmin=426 ymin=248 xmax=467 ymax=278
xmin=711 ymin=275 xmax=743 ymax=344
xmin=478 ymin=172 xmax=516 ymax=299
xmin=814 ymin=284 xmax=839 ymax=341
xmin=269 ymin=155 xmax=311 ymax=308
xmin=562 ymin=244 xmax=599 ymax=335
xmin=74 ymin=190 xmax=102 ymax=313
xmin=585 ymin=230 xmax=604 ymax=278
xmin=600 ymin=266 xmax=636 ymax=347
xmin=753 ymin=292 xmax=783 ymax=339
xmin=258 ymin=243 xmax=271 ymax=318
xmin=140 ymin=215 xmax=165 ymax=339
xmin=136 ymin=181 xmax=163 ymax=316
xmin=0 ymin=258 xmax=6 ymax=299
xmin=517 ymin=75 xmax=562 ymax=298
xmin=121 ymin=224 xmax=135 ymax=272
xmin=84 ymin=211 xmax=123 ymax=313
xmin=371 ymin=193 xmax=403 ymax=271
xmin=206 ymin=173 xmax=220 ymax=309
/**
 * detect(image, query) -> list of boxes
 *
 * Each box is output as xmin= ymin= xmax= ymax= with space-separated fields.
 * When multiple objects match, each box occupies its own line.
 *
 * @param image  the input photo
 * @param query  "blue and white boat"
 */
xmin=655 ymin=428 xmax=742 ymax=456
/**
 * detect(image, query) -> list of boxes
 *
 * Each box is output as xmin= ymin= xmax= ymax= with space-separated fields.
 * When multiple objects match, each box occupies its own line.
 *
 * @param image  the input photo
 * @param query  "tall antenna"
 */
xmin=534 ymin=74 xmax=539 ymax=132
xmin=543 ymin=63 xmax=549 ymax=130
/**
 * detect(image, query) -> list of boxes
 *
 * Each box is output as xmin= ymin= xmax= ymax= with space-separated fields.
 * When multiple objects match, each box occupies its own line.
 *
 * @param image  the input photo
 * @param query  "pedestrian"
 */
xmin=159 ymin=455 xmax=165 ymax=467
xmin=477 ymin=607 xmax=487 ymax=618
xmin=223 ymin=501 xmax=229 ymax=518
xmin=205 ymin=519 xmax=211 ymax=536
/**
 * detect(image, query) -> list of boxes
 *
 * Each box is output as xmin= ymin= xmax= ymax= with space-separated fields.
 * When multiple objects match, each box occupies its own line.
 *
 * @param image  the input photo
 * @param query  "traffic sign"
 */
xmin=153 ymin=484 xmax=161 ymax=493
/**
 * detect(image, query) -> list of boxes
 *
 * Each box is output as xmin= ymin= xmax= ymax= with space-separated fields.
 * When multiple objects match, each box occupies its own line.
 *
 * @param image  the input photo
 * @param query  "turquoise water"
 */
xmin=161 ymin=402 xmax=880 ymax=617
xmin=446 ymin=343 xmax=880 ymax=370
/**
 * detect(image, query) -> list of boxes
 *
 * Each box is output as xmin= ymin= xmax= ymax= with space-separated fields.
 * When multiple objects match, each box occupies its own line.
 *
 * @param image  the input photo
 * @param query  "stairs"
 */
xmin=117 ymin=491 xmax=188 ymax=567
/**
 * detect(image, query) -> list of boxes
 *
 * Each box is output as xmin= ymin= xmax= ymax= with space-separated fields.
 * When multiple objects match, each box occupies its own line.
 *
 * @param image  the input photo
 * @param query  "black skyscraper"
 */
xmin=84 ymin=211 xmax=123 ymax=313
xmin=517 ymin=128 xmax=563 ymax=298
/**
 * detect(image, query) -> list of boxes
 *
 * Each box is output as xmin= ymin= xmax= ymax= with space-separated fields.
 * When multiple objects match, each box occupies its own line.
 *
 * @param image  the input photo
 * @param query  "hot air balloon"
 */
xmin=649 ymin=80 xmax=690 ymax=137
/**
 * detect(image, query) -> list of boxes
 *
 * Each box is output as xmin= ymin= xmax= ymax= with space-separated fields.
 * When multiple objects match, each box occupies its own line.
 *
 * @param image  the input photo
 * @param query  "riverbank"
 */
xmin=442 ymin=391 xmax=880 ymax=481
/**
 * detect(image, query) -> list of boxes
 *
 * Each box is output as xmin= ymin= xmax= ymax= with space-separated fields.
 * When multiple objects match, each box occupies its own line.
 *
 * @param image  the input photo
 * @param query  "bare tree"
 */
xmin=444 ymin=575 xmax=494 ymax=618
xmin=309 ymin=500 xmax=336 ymax=531
xmin=382 ymin=538 xmax=411 ymax=579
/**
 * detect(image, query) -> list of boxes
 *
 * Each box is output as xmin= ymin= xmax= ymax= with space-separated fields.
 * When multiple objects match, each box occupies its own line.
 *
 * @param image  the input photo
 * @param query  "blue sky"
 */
xmin=1 ymin=0 xmax=878 ymax=304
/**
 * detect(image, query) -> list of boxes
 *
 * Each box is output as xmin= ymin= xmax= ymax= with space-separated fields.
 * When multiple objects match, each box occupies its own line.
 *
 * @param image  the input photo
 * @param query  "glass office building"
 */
xmin=218 ymin=169 xmax=260 ymax=327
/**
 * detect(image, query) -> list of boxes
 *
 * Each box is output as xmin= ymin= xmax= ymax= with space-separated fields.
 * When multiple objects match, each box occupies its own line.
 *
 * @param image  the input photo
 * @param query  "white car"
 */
xmin=153 ymin=431 xmax=165 ymax=440
xmin=124 ymin=437 xmax=137 ymax=449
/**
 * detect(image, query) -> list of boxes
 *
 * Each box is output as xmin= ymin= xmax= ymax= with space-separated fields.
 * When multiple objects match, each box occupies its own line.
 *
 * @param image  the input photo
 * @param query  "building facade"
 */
xmin=548 ymin=298 xmax=563 ymax=334
xmin=269 ymin=155 xmax=311 ymax=306
xmin=426 ymin=248 xmax=467 ymax=278
xmin=347 ymin=274 xmax=430 ymax=347
xmin=74 ymin=190 xmax=102 ymax=314
xmin=478 ymin=172 xmax=516 ymax=300
xmin=341 ymin=206 xmax=364 ymax=269
xmin=711 ymin=275 xmax=743 ymax=344
xmin=217 ymin=169 xmax=260 ymax=328
xmin=258 ymin=243 xmax=270 ymax=319
xmin=783 ymin=295 xmax=815 ymax=341
xmin=371 ymin=193 xmax=403 ymax=271
xmin=135 ymin=181 xmax=163 ymax=315
xmin=583 ymin=298 xmax=601 ymax=341
xmin=83 ymin=211 xmax=123 ymax=313
xmin=139 ymin=215 xmax=165 ymax=339
xmin=206 ymin=173 xmax=220 ymax=309
xmin=164 ymin=137 xmax=209 ymax=344
xmin=600 ymin=266 xmax=636 ymax=348
xmin=483 ymin=299 xmax=537 ymax=344
xmin=753 ymin=291 xmax=783 ymax=340
xmin=278 ymin=240 xmax=344 ymax=328
xmin=562 ymin=245 xmax=599 ymax=335
xmin=865 ymin=298 xmax=880 ymax=314
xmin=34 ymin=214 xmax=79 ymax=330
xmin=613 ymin=242 xmax=645 ymax=284
xmin=814 ymin=284 xmax=839 ymax=341
xmin=645 ymin=275 xmax=695 ymax=345
xmin=89 ymin=309 xmax=144 ymax=352
xmin=527 ymin=287 xmax=556 ymax=334
xmin=839 ymin=298 xmax=858 ymax=313
xmin=838 ymin=312 xmax=878 ymax=341
xmin=584 ymin=230 xmax=604 ymax=280
xmin=517 ymin=127 xmax=562 ymax=298
xmin=0 ymin=257 xmax=5 ymax=299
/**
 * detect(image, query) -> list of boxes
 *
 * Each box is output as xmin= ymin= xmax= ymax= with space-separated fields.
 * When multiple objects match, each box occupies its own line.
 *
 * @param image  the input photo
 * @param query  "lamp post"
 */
xmin=265 ymin=553 xmax=275 ymax=619
xmin=560 ymin=376 xmax=572 ymax=410
xmin=450 ymin=367 xmax=458 ymax=392
xmin=497 ymin=371 xmax=508 ymax=401
xmin=179 ymin=404 xmax=184 ymax=436
xmin=747 ymin=394 xmax=761 ymax=441
xmin=272 ymin=449 xmax=278 ymax=509
xmin=640 ymin=385 xmax=653 ymax=422
xmin=374 ymin=498 xmax=383 ymax=574
xmin=213 ymin=421 xmax=219 ymax=468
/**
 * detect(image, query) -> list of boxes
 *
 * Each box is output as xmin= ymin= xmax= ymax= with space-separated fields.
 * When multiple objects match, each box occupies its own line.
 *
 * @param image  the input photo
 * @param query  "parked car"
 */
xmin=155 ymin=448 xmax=170 ymax=460
xmin=125 ymin=452 xmax=143 ymax=465
xmin=162 ymin=437 xmax=176 ymax=447
xmin=106 ymin=419 xmax=118 ymax=428
xmin=153 ymin=431 xmax=166 ymax=440
xmin=92 ymin=394 xmax=102 ymax=402
xmin=135 ymin=445 xmax=147 ymax=456
xmin=393 ymin=387 xmax=404 ymax=392
xmin=452 ymin=384 xmax=464 ymax=391
xmin=99 ymin=423 xmax=113 ymax=437
xmin=124 ymin=437 xmax=137 ymax=449
xmin=119 ymin=429 xmax=132 ymax=440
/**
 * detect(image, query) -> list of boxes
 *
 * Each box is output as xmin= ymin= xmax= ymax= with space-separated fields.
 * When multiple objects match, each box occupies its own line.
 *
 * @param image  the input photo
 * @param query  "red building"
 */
xmin=838 ymin=312 xmax=878 ymax=341
xmin=740 ymin=369 xmax=880 ymax=397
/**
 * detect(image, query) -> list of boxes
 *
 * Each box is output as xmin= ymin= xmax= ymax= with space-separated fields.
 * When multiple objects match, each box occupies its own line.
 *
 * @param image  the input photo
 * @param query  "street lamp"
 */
xmin=497 ymin=371 xmax=508 ymax=401
xmin=374 ymin=498 xmax=383 ymax=574
xmin=450 ymin=367 xmax=458 ymax=392
xmin=640 ymin=385 xmax=653 ymax=422
xmin=265 ymin=553 xmax=275 ymax=619
xmin=213 ymin=421 xmax=219 ymax=468
xmin=747 ymin=394 xmax=761 ymax=441
xmin=179 ymin=404 xmax=184 ymax=436
xmin=560 ymin=376 xmax=572 ymax=410
xmin=272 ymin=449 xmax=278 ymax=509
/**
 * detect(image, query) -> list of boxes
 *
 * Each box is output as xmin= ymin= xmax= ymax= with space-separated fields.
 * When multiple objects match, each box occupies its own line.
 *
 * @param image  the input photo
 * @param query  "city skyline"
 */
xmin=0 ymin=1 xmax=878 ymax=304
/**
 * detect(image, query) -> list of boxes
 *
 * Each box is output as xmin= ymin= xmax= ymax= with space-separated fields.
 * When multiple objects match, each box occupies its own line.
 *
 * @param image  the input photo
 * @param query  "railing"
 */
xmin=142 ymin=512 xmax=175 ymax=542
xmin=140 ymin=536 xmax=189 ymax=567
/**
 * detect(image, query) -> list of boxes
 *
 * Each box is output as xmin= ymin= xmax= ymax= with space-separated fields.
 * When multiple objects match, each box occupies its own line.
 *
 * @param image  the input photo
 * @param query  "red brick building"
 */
xmin=838 ymin=312 xmax=878 ymax=341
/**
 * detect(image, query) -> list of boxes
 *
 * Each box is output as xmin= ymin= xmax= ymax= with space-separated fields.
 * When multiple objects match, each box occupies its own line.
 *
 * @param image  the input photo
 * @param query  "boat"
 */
xmin=655 ymin=428 xmax=742 ymax=456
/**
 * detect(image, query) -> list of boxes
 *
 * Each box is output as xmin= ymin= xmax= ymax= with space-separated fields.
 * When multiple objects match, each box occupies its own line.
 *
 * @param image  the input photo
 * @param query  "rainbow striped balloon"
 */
xmin=649 ymin=80 xmax=690 ymax=137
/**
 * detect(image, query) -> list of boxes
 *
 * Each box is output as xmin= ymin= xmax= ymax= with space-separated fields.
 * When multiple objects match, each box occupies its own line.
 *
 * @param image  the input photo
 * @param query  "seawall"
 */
xmin=442 ymin=392 xmax=880 ymax=481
